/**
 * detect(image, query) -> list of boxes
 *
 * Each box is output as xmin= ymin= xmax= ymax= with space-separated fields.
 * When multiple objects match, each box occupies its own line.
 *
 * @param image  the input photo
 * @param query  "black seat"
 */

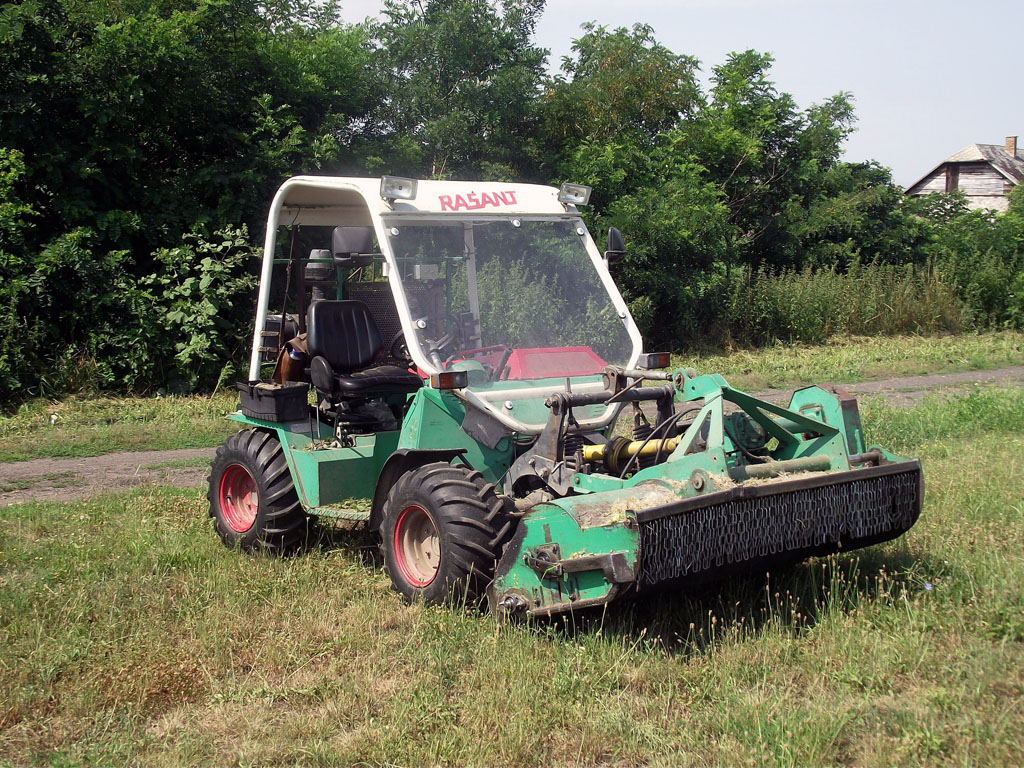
xmin=306 ymin=300 xmax=422 ymax=399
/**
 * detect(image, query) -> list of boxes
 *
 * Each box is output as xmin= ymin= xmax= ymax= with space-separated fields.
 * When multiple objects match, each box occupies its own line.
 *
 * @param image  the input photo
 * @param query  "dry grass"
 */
xmin=2 ymin=389 xmax=1023 ymax=765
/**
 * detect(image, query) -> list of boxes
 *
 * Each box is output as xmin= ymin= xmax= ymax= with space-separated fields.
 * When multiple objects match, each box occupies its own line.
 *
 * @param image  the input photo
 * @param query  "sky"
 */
xmin=339 ymin=0 xmax=1023 ymax=187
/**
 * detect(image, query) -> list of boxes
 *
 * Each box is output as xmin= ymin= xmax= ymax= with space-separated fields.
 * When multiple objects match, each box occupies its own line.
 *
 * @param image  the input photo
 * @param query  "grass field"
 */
xmin=1 ymin=387 xmax=1022 ymax=766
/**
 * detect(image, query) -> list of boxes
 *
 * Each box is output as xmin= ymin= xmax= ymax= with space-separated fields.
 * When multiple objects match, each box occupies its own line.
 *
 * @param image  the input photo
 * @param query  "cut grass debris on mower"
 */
xmin=207 ymin=176 xmax=922 ymax=618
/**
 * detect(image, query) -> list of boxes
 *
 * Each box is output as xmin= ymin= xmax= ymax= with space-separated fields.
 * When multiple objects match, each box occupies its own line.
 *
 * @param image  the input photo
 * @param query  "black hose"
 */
xmin=618 ymin=404 xmax=703 ymax=479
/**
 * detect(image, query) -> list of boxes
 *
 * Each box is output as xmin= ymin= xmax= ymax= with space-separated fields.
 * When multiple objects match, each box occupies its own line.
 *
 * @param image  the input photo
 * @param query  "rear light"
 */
xmin=637 ymin=352 xmax=671 ymax=370
xmin=429 ymin=371 xmax=469 ymax=390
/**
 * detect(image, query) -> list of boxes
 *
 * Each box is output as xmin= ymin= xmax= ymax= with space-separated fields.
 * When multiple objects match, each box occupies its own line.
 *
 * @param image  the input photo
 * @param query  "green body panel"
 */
xmin=491 ymin=500 xmax=639 ymax=615
xmin=788 ymin=385 xmax=867 ymax=456
xmin=398 ymin=387 xmax=514 ymax=485
xmin=286 ymin=431 xmax=401 ymax=507
xmin=225 ymin=385 xmax=517 ymax=517
xmin=227 ymin=412 xmax=399 ymax=510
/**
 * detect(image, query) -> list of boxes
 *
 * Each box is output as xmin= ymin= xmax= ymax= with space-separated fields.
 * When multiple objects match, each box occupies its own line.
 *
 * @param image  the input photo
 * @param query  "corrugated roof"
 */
xmin=906 ymin=142 xmax=1024 ymax=193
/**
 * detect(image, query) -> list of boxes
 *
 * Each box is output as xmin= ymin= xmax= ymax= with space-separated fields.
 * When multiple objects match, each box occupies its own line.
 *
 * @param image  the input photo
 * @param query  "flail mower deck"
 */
xmin=206 ymin=175 xmax=922 ymax=618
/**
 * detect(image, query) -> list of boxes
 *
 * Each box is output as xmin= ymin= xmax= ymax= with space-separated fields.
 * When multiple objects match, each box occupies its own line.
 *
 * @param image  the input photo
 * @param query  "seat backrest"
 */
xmin=306 ymin=300 xmax=383 ymax=372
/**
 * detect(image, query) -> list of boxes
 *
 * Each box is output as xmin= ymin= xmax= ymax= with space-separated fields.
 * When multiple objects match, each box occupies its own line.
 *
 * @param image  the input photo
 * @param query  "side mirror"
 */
xmin=604 ymin=227 xmax=627 ymax=265
xmin=332 ymin=226 xmax=374 ymax=268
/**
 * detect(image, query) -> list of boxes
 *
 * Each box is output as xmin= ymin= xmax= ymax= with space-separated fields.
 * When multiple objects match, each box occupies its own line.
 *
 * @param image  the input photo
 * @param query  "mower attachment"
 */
xmin=488 ymin=374 xmax=923 ymax=618
xmin=634 ymin=460 xmax=921 ymax=589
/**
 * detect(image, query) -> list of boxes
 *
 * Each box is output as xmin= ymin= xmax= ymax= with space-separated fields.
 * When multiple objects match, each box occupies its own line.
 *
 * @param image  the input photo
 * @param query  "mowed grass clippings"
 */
xmin=0 ymin=394 xmax=1023 ymax=766
xmin=0 ymin=392 xmax=240 ymax=462
xmin=677 ymin=329 xmax=1024 ymax=391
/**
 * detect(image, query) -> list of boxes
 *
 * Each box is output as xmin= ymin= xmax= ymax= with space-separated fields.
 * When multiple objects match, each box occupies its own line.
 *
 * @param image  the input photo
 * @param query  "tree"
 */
xmin=690 ymin=51 xmax=858 ymax=269
xmin=543 ymin=23 xmax=700 ymax=159
xmin=921 ymin=185 xmax=1024 ymax=327
xmin=541 ymin=33 xmax=929 ymax=344
xmin=790 ymin=161 xmax=929 ymax=269
xmin=0 ymin=0 xmax=372 ymax=253
xmin=365 ymin=0 xmax=548 ymax=180
xmin=0 ymin=0 xmax=372 ymax=400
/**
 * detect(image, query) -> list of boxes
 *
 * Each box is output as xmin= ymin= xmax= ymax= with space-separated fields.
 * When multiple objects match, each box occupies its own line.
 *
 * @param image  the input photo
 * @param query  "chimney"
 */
xmin=1008 ymin=136 xmax=1018 ymax=156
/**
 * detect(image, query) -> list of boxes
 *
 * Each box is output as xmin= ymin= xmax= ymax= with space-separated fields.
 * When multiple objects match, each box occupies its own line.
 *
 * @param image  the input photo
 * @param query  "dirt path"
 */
xmin=0 ymin=447 xmax=215 ymax=506
xmin=2 ymin=366 xmax=1023 ymax=506
xmin=754 ymin=364 xmax=1024 ymax=406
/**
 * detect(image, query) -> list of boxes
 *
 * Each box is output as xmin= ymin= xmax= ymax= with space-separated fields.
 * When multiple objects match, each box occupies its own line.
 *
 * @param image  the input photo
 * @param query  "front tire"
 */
xmin=381 ymin=462 xmax=514 ymax=605
xmin=207 ymin=429 xmax=307 ymax=553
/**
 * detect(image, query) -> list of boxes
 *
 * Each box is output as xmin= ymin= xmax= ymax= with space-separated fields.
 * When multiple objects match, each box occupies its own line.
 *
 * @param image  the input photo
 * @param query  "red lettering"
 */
xmin=437 ymin=190 xmax=518 ymax=211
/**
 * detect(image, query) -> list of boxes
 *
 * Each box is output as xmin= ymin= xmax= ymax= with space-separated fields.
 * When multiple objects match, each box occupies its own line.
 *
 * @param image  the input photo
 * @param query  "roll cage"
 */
xmin=249 ymin=176 xmax=643 ymax=433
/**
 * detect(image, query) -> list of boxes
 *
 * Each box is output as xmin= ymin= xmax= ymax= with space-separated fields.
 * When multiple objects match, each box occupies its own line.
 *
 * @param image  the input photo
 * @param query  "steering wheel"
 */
xmin=388 ymin=330 xmax=413 ymax=366
xmin=389 ymin=314 xmax=462 ymax=368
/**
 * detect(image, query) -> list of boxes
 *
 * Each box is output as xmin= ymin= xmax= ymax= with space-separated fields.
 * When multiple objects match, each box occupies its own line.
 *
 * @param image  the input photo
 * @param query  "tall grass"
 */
xmin=724 ymin=260 xmax=969 ymax=346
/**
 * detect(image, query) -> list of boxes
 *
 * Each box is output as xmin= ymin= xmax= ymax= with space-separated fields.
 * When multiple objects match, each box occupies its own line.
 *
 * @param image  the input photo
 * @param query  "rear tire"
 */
xmin=381 ymin=462 xmax=514 ymax=605
xmin=207 ymin=429 xmax=307 ymax=553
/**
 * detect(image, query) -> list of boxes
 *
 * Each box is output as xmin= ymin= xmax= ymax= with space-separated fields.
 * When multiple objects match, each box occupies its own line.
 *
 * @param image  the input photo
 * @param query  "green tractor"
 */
xmin=208 ymin=175 xmax=922 ymax=618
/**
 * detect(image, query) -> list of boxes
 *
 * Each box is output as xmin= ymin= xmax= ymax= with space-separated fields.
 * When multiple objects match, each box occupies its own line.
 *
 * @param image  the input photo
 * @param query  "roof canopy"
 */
xmin=272 ymin=176 xmax=571 ymax=227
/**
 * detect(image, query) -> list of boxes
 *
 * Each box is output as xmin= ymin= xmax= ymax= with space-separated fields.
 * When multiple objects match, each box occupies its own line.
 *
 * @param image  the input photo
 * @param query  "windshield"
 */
xmin=385 ymin=217 xmax=636 ymax=385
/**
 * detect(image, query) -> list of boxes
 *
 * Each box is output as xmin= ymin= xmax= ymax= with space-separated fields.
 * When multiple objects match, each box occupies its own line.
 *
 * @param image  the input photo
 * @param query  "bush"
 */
xmin=0 ymin=147 xmax=38 ymax=400
xmin=105 ymin=227 xmax=260 ymax=393
xmin=0 ymin=223 xmax=258 ymax=406
xmin=928 ymin=190 xmax=1024 ymax=329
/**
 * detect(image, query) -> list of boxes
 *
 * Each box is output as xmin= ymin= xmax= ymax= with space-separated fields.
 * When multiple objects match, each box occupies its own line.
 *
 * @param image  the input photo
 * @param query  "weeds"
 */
xmin=725 ymin=260 xmax=970 ymax=345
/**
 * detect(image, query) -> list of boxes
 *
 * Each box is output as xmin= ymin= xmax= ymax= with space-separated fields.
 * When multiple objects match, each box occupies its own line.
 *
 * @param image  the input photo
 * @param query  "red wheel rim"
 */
xmin=393 ymin=504 xmax=440 ymax=587
xmin=219 ymin=463 xmax=259 ymax=533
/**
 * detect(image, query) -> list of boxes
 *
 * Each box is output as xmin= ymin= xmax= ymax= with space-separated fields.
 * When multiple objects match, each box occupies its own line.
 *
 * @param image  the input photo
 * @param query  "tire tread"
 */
xmin=380 ymin=462 xmax=515 ymax=605
xmin=207 ymin=429 xmax=307 ymax=554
